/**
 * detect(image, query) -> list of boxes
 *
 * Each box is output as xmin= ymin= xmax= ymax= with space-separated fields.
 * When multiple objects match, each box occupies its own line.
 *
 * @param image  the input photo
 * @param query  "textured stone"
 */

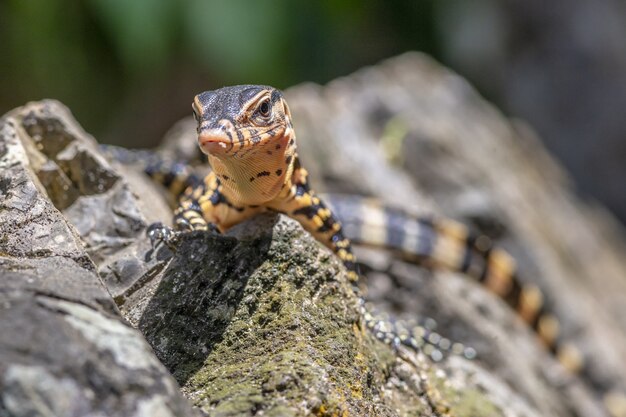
xmin=122 ymin=213 xmax=515 ymax=416
xmin=286 ymin=52 xmax=626 ymax=416
xmin=4 ymin=53 xmax=626 ymax=417
xmin=0 ymin=107 xmax=197 ymax=417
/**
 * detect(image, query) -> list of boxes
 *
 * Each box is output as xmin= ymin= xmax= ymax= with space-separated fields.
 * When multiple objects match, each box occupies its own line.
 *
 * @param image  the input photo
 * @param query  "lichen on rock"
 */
xmin=0 ymin=103 xmax=197 ymax=417
xmin=3 ymin=53 xmax=626 ymax=417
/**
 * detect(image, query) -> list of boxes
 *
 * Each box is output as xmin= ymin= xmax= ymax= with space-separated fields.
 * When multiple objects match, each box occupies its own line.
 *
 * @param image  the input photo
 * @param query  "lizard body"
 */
xmin=174 ymin=86 xmax=358 ymax=278
xmin=116 ymin=85 xmax=582 ymax=372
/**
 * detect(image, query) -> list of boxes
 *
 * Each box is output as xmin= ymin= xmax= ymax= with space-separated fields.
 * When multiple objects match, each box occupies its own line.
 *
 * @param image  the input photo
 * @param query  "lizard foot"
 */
xmin=174 ymin=215 xmax=221 ymax=235
xmin=147 ymin=222 xmax=181 ymax=249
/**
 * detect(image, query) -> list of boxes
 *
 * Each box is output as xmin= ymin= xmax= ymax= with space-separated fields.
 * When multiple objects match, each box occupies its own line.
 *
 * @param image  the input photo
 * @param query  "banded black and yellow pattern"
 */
xmin=101 ymin=144 xmax=204 ymax=199
xmin=324 ymin=194 xmax=584 ymax=372
xmin=184 ymin=85 xmax=359 ymax=279
xmin=110 ymin=85 xmax=584 ymax=377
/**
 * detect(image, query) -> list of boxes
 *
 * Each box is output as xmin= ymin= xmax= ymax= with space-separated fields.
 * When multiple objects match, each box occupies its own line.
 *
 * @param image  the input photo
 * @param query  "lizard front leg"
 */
xmin=268 ymin=157 xmax=359 ymax=282
xmin=176 ymin=172 xmax=265 ymax=232
xmin=147 ymin=175 xmax=216 ymax=246
xmin=148 ymin=172 xmax=235 ymax=246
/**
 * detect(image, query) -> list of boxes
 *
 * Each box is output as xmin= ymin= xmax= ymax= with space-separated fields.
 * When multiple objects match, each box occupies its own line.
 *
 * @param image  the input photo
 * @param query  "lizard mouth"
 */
xmin=198 ymin=129 xmax=235 ymax=155
xmin=198 ymin=134 xmax=233 ymax=154
xmin=198 ymin=127 xmax=281 ymax=156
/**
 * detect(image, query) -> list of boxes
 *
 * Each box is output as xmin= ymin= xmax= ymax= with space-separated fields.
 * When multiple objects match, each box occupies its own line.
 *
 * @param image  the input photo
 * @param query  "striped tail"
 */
xmin=324 ymin=193 xmax=584 ymax=373
xmin=101 ymin=144 xmax=203 ymax=199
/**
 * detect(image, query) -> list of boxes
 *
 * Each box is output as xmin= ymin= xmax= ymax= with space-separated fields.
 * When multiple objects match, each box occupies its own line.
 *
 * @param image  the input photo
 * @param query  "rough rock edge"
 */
xmin=2 ymin=101 xmax=521 ymax=415
xmin=287 ymin=52 xmax=626 ymax=416
xmin=2 ymin=52 xmax=624 ymax=416
xmin=0 ymin=105 xmax=198 ymax=417
xmin=122 ymin=210 xmax=529 ymax=416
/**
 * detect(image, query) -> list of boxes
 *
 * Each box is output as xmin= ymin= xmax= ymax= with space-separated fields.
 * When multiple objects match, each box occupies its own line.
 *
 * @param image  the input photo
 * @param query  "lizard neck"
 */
xmin=208 ymin=132 xmax=297 ymax=206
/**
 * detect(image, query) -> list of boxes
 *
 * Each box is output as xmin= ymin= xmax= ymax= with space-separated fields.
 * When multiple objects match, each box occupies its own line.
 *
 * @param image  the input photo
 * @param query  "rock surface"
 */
xmin=2 ymin=53 xmax=626 ymax=417
xmin=0 ymin=102 xmax=197 ymax=417
xmin=120 ymin=55 xmax=626 ymax=416
xmin=439 ymin=0 xmax=626 ymax=226
xmin=287 ymin=52 xmax=626 ymax=416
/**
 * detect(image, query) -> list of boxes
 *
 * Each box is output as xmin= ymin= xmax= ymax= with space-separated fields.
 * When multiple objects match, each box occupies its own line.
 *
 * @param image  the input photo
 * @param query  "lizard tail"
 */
xmin=100 ymin=144 xmax=203 ymax=198
xmin=324 ymin=193 xmax=584 ymax=373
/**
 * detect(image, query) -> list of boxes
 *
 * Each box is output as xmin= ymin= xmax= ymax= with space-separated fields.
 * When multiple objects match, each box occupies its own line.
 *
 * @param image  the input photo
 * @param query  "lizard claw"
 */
xmin=147 ymin=222 xmax=179 ymax=249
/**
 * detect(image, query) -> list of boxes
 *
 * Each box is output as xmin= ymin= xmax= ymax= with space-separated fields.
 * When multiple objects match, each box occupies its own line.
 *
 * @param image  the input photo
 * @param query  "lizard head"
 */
xmin=193 ymin=85 xmax=294 ymax=158
xmin=192 ymin=85 xmax=298 ymax=205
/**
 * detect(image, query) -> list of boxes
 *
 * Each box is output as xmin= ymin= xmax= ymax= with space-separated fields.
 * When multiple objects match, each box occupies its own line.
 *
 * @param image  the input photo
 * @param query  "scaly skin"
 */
xmin=143 ymin=85 xmax=583 ymax=373
xmin=173 ymin=85 xmax=358 ymax=279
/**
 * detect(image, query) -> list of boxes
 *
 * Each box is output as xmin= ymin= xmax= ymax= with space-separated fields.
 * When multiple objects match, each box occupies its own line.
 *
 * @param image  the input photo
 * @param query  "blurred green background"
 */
xmin=3 ymin=0 xmax=626 ymax=225
xmin=0 ymin=0 xmax=439 ymax=147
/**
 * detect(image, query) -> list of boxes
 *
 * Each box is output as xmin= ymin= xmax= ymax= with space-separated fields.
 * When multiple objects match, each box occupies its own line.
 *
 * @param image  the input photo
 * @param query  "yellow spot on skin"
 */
xmin=490 ymin=248 xmax=516 ymax=276
xmin=537 ymin=314 xmax=560 ymax=347
xmin=484 ymin=270 xmax=513 ymax=297
xmin=312 ymin=216 xmax=324 ymax=228
xmin=185 ymin=214 xmax=203 ymax=223
xmin=168 ymin=176 xmax=187 ymax=196
xmin=436 ymin=218 xmax=469 ymax=242
xmin=206 ymin=173 xmax=218 ymax=189
xmin=318 ymin=207 xmax=331 ymax=219
xmin=296 ymin=193 xmax=313 ymax=207
xmin=432 ymin=234 xmax=465 ymax=270
xmin=335 ymin=239 xmax=350 ymax=249
xmin=518 ymin=284 xmax=543 ymax=323
xmin=200 ymin=200 xmax=214 ymax=213
xmin=556 ymin=343 xmax=584 ymax=373
xmin=484 ymin=249 xmax=516 ymax=296
xmin=360 ymin=203 xmax=387 ymax=245
xmin=346 ymin=271 xmax=359 ymax=282
xmin=336 ymin=249 xmax=355 ymax=262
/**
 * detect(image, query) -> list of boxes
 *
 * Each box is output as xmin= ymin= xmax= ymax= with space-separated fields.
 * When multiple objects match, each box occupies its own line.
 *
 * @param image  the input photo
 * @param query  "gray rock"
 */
xmin=4 ymin=53 xmax=626 ymax=417
xmin=122 ymin=57 xmax=613 ymax=413
xmin=439 ymin=0 xmax=626 ymax=226
xmin=286 ymin=52 xmax=626 ymax=416
xmin=0 ymin=106 xmax=197 ymax=417
xmin=123 ymin=213 xmax=524 ymax=416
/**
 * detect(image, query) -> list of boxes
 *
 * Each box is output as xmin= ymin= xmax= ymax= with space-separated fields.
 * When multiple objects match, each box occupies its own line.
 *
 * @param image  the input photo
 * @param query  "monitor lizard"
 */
xmin=110 ymin=84 xmax=584 ymax=373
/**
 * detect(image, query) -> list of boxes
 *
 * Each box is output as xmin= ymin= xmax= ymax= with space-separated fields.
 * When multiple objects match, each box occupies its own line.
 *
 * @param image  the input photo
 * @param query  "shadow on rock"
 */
xmin=137 ymin=217 xmax=275 ymax=386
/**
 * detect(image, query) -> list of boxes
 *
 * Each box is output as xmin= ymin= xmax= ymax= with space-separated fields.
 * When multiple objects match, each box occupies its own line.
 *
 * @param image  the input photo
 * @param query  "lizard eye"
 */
xmin=258 ymin=99 xmax=271 ymax=118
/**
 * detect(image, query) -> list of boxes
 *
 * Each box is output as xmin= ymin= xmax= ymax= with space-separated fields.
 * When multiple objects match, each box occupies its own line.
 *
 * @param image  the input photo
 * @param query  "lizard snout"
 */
xmin=198 ymin=125 xmax=235 ymax=155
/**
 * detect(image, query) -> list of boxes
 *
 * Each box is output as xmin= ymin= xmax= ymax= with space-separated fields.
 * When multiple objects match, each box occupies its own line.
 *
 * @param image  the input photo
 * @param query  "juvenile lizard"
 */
xmin=136 ymin=84 xmax=581 ymax=371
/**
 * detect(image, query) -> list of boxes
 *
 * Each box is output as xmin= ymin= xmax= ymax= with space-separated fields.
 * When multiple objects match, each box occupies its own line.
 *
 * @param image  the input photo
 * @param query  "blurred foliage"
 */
xmin=0 ymin=0 xmax=626 ymax=222
xmin=0 ymin=0 xmax=439 ymax=147
xmin=5 ymin=0 xmax=626 ymax=226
